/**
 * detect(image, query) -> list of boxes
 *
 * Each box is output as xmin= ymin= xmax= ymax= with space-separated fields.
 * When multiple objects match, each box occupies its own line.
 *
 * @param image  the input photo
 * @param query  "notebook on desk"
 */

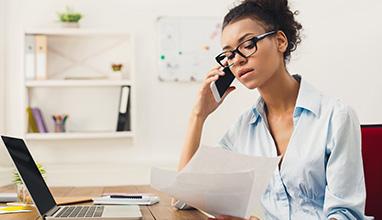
xmin=1 ymin=135 xmax=143 ymax=220
xmin=0 ymin=193 xmax=17 ymax=203
xmin=93 ymin=194 xmax=159 ymax=205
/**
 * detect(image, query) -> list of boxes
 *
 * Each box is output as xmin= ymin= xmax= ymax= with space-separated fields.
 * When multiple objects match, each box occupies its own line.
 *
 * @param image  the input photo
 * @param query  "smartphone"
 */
xmin=210 ymin=66 xmax=235 ymax=103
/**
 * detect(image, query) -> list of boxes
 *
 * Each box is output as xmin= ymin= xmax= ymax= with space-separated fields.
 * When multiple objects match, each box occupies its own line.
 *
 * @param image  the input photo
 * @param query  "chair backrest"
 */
xmin=361 ymin=124 xmax=382 ymax=219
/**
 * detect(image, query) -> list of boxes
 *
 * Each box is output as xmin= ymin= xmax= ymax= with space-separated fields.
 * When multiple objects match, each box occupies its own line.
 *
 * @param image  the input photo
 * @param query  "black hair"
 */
xmin=223 ymin=0 xmax=302 ymax=61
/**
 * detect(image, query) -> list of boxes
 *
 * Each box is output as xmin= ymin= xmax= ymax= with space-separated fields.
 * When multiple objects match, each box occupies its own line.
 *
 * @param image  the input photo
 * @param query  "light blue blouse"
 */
xmin=219 ymin=75 xmax=368 ymax=219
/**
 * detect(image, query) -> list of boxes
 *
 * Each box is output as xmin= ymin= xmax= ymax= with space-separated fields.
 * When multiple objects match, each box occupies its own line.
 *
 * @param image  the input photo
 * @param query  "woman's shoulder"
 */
xmin=299 ymin=77 xmax=355 ymax=119
xmin=320 ymin=94 xmax=356 ymax=116
xmin=319 ymin=94 xmax=359 ymax=126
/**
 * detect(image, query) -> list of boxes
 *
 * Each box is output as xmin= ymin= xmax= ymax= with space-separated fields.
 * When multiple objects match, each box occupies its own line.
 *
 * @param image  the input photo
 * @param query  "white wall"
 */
xmin=0 ymin=0 xmax=10 ymax=185
xmin=1 ymin=0 xmax=382 ymax=186
xmin=0 ymin=0 xmax=5 ymax=129
xmin=288 ymin=1 xmax=382 ymax=122
xmin=0 ymin=0 xmax=5 ymax=132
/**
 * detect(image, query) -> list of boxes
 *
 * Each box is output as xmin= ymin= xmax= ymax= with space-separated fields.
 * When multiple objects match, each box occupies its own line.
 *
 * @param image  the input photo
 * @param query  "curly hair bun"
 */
xmin=223 ymin=0 xmax=302 ymax=61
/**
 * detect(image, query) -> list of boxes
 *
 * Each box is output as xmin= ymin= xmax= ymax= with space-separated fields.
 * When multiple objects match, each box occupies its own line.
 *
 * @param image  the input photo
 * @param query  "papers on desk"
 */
xmin=0 ymin=206 xmax=32 ymax=215
xmin=93 ymin=194 xmax=160 ymax=205
xmin=150 ymin=146 xmax=280 ymax=219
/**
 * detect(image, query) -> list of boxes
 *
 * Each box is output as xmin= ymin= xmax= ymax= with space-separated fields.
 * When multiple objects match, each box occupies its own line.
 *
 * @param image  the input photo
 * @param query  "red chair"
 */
xmin=361 ymin=124 xmax=382 ymax=219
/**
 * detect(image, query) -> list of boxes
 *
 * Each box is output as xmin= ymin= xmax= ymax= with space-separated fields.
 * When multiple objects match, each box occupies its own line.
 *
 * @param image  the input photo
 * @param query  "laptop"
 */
xmin=1 ymin=135 xmax=143 ymax=220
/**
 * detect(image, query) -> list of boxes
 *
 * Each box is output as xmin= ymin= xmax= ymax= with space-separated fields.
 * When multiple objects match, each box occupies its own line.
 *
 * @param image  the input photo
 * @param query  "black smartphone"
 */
xmin=210 ymin=66 xmax=235 ymax=102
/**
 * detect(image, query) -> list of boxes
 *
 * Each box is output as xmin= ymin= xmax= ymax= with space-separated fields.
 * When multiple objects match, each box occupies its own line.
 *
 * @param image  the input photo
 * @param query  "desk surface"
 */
xmin=0 ymin=185 xmax=208 ymax=220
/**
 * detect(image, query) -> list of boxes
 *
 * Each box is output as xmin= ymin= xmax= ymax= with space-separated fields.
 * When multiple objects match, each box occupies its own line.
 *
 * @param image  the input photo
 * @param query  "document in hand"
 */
xmin=150 ymin=146 xmax=280 ymax=219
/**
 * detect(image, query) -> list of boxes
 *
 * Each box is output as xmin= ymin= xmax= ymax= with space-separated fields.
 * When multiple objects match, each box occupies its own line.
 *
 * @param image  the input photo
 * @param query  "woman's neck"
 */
xmin=257 ymin=68 xmax=300 ymax=116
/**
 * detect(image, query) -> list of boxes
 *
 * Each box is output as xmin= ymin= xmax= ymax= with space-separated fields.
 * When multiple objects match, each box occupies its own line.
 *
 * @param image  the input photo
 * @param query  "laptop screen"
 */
xmin=1 ymin=136 xmax=57 ymax=215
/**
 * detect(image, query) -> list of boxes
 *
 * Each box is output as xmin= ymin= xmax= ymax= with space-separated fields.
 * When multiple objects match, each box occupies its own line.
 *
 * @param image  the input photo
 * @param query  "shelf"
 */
xmin=22 ymin=29 xmax=135 ymax=143
xmin=25 ymin=80 xmax=133 ymax=87
xmin=25 ymin=131 xmax=134 ymax=140
xmin=25 ymin=28 xmax=131 ymax=36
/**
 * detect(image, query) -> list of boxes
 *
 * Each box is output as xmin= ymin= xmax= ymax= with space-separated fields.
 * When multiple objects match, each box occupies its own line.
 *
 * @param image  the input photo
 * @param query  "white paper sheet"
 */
xmin=150 ymin=146 xmax=280 ymax=218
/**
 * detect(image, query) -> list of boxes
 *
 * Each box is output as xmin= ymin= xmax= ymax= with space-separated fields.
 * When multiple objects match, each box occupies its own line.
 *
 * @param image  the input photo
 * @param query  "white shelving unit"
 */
xmin=23 ymin=28 xmax=136 ymax=141
xmin=25 ymin=131 xmax=134 ymax=140
xmin=25 ymin=27 xmax=131 ymax=36
xmin=26 ymin=79 xmax=133 ymax=87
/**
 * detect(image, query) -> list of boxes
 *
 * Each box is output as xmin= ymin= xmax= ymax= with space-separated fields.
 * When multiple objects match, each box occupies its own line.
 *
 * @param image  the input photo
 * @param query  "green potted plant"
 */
xmin=13 ymin=163 xmax=46 ymax=204
xmin=57 ymin=6 xmax=82 ymax=28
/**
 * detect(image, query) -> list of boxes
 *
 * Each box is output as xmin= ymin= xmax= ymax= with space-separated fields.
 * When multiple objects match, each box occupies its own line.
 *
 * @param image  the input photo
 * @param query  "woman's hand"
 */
xmin=192 ymin=65 xmax=236 ymax=120
xmin=177 ymin=65 xmax=235 ymax=172
xmin=208 ymin=215 xmax=259 ymax=220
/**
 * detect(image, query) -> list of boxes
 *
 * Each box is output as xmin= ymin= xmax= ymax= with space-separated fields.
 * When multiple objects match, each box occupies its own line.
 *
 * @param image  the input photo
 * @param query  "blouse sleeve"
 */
xmin=323 ymin=105 xmax=367 ymax=220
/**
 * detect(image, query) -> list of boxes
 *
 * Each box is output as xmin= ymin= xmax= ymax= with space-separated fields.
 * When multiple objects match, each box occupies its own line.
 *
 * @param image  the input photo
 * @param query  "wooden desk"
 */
xmin=0 ymin=185 xmax=208 ymax=220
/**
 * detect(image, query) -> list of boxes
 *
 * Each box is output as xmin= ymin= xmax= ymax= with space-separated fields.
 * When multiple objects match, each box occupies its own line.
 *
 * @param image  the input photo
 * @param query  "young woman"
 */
xmin=177 ymin=0 xmax=368 ymax=219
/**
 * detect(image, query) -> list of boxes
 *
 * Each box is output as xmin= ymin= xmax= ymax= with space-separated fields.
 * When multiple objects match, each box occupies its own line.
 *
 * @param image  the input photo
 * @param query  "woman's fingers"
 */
xmin=205 ymin=75 xmax=219 ymax=85
xmin=170 ymin=198 xmax=176 ymax=206
xmin=205 ymin=67 xmax=225 ymax=80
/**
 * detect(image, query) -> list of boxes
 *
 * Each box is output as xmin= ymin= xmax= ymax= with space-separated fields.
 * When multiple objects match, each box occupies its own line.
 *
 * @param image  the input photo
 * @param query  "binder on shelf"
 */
xmin=117 ymin=85 xmax=131 ymax=131
xmin=35 ymin=35 xmax=47 ymax=80
xmin=24 ymin=35 xmax=36 ymax=80
xmin=26 ymin=107 xmax=38 ymax=133
xmin=31 ymin=107 xmax=48 ymax=133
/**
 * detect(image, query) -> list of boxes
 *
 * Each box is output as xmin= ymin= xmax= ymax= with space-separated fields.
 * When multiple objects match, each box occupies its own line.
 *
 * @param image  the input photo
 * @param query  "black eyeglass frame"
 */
xmin=215 ymin=30 xmax=277 ymax=67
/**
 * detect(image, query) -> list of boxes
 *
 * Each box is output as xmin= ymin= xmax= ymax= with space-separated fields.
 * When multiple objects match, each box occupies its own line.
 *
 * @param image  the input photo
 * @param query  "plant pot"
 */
xmin=109 ymin=71 xmax=123 ymax=80
xmin=61 ymin=22 xmax=80 ymax=28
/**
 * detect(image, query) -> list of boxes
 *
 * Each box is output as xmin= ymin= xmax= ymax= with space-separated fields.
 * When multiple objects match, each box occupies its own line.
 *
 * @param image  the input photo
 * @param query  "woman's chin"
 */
xmin=242 ymin=80 xmax=260 ymax=90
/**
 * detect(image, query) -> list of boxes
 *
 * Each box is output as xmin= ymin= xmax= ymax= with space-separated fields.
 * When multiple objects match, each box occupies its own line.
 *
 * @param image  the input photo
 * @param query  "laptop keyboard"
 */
xmin=55 ymin=206 xmax=104 ymax=218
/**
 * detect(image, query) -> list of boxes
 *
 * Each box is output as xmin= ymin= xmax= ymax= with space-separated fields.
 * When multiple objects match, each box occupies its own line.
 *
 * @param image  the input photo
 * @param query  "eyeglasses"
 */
xmin=215 ymin=30 xmax=277 ymax=67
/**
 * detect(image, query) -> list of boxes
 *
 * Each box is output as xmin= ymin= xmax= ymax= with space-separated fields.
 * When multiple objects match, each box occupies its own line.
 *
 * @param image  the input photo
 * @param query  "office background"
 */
xmin=0 ymin=0 xmax=381 ymax=186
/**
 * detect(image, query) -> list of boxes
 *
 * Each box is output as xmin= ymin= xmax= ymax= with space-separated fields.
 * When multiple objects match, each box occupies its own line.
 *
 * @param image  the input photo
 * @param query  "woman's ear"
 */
xmin=276 ymin=31 xmax=288 ymax=54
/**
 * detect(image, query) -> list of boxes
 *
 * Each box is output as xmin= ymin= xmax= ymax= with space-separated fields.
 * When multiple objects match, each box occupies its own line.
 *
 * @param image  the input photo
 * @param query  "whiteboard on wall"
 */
xmin=156 ymin=16 xmax=222 ymax=82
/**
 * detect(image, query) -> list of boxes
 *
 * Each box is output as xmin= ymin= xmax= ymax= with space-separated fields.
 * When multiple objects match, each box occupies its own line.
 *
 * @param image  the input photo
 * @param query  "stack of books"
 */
xmin=27 ymin=107 xmax=48 ymax=133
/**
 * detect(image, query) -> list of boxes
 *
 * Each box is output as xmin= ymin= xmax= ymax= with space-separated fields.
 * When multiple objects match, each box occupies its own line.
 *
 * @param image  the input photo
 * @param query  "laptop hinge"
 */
xmin=45 ymin=205 xmax=61 ymax=218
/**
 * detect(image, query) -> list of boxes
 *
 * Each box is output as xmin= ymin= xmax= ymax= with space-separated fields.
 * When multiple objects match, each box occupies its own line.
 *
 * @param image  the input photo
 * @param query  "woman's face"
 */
xmin=221 ymin=18 xmax=286 ymax=89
